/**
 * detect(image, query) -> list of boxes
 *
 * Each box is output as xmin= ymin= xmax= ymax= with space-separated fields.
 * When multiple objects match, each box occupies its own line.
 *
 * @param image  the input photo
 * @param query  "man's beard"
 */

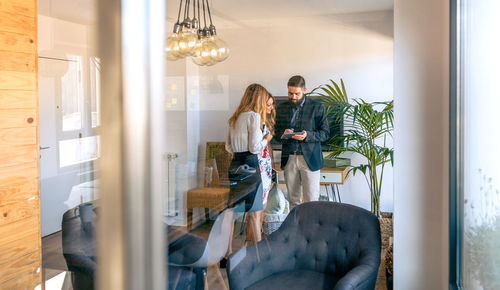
xmin=289 ymin=99 xmax=299 ymax=107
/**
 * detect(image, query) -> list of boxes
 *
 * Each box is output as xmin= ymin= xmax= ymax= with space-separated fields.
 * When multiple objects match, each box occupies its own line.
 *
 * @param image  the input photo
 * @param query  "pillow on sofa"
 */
xmin=265 ymin=184 xmax=288 ymax=215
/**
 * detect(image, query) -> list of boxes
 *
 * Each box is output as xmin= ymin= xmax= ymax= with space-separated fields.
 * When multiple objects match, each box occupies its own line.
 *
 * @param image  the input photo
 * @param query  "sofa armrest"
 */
xmin=226 ymin=237 xmax=296 ymax=290
xmin=333 ymin=263 xmax=379 ymax=290
xmin=227 ymin=246 xmax=262 ymax=290
xmin=63 ymin=253 xmax=96 ymax=277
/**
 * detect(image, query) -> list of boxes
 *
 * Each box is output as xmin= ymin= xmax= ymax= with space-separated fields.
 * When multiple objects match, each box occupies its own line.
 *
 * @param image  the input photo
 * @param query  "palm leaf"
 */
xmin=310 ymin=78 xmax=393 ymax=216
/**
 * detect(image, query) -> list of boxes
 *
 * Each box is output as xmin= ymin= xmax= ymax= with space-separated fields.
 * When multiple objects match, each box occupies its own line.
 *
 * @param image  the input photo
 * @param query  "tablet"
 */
xmin=280 ymin=132 xmax=299 ymax=139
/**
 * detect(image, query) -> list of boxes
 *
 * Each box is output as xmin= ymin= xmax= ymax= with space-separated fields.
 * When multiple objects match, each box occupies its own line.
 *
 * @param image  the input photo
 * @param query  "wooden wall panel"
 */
xmin=0 ymin=224 xmax=39 ymax=266
xmin=0 ymin=71 xmax=37 ymax=90
xmin=0 ymin=251 xmax=39 ymax=284
xmin=0 ymin=215 xmax=38 ymax=244
xmin=0 ymin=180 xmax=38 ymax=205
xmin=0 ymin=90 xmax=37 ymax=109
xmin=0 ymin=197 xmax=39 ymax=227
xmin=0 ymin=144 xmax=38 ymax=168
xmin=0 ymin=31 xmax=36 ymax=54
xmin=0 ymin=163 xmax=38 ymax=186
xmin=0 ymin=209 xmax=40 ymax=287
xmin=0 ymin=272 xmax=39 ymax=290
xmin=0 ymin=11 xmax=36 ymax=35
xmin=0 ymin=0 xmax=40 ymax=288
xmin=0 ymin=109 xmax=37 ymax=129
xmin=0 ymin=0 xmax=35 ymax=18
xmin=0 ymin=127 xmax=37 ymax=146
xmin=0 ymin=51 xmax=36 ymax=73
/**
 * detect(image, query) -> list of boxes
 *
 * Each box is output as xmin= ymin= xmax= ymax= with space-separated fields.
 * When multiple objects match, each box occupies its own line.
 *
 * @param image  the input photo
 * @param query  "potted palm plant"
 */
xmin=311 ymin=79 xmax=393 ymax=218
xmin=312 ymin=79 xmax=394 ymax=251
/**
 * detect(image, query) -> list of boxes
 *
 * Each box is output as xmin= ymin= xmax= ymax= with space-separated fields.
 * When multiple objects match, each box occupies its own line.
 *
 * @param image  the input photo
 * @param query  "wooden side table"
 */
xmin=320 ymin=166 xmax=350 ymax=202
xmin=274 ymin=162 xmax=350 ymax=202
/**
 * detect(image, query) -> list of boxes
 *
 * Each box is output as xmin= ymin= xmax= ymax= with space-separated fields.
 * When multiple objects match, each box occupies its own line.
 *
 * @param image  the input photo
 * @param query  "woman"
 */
xmin=258 ymin=95 xmax=275 ymax=210
xmin=248 ymin=95 xmax=276 ymax=239
xmin=225 ymin=83 xmax=272 ymax=250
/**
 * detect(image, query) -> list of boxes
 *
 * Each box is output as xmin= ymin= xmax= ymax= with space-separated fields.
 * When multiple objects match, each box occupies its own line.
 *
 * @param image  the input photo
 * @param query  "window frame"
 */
xmin=449 ymin=0 xmax=464 ymax=288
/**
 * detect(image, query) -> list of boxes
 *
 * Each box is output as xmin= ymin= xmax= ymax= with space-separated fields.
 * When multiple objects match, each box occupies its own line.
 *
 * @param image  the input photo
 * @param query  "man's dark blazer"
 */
xmin=275 ymin=97 xmax=330 ymax=171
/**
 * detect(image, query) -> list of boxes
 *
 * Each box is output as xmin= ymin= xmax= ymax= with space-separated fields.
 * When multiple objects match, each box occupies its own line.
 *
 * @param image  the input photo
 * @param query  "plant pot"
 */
xmin=384 ymin=243 xmax=393 ymax=290
xmin=379 ymin=212 xmax=393 ymax=251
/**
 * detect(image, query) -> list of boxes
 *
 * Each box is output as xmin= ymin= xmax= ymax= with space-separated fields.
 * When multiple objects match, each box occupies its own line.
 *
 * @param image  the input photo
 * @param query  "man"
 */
xmin=275 ymin=75 xmax=330 ymax=208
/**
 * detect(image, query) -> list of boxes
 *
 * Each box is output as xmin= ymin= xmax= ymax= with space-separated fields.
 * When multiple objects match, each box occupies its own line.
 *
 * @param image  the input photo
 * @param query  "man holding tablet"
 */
xmin=275 ymin=75 xmax=330 ymax=208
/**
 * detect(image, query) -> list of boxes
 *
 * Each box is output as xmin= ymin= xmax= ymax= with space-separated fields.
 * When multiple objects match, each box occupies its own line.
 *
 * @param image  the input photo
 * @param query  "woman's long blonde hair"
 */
xmin=229 ymin=84 xmax=270 ymax=129
xmin=265 ymin=95 xmax=276 ymax=135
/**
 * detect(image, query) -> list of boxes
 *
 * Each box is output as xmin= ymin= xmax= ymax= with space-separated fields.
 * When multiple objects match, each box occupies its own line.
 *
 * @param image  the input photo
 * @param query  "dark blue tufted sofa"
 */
xmin=226 ymin=201 xmax=381 ymax=290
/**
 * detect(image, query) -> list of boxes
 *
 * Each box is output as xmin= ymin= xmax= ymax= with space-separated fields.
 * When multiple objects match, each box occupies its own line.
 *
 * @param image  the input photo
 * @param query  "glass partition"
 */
xmin=38 ymin=1 xmax=100 ymax=288
xmin=38 ymin=0 xmax=394 ymax=288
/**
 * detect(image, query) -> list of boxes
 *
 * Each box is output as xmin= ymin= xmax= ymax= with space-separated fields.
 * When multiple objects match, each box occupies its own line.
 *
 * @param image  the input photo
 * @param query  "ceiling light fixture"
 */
xmin=166 ymin=0 xmax=229 ymax=66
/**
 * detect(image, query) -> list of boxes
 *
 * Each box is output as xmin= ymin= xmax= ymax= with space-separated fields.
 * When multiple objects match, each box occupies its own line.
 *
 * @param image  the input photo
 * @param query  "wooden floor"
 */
xmin=42 ymin=218 xmax=388 ymax=289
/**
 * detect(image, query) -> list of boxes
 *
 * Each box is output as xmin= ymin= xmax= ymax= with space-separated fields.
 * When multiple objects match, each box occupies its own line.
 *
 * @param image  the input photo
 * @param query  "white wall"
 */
xmin=394 ymin=0 xmax=449 ymax=288
xmin=166 ymin=10 xmax=394 ymax=213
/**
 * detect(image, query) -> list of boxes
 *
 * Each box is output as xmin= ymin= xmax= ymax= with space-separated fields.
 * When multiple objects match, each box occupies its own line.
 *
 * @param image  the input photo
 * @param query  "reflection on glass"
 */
xmin=90 ymin=57 xmax=101 ymax=128
xmin=61 ymin=55 xmax=84 ymax=131
xmin=185 ymin=75 xmax=229 ymax=111
xmin=462 ymin=1 xmax=500 ymax=288
xmin=38 ymin=3 xmax=101 ymax=290
xmin=34 ymin=272 xmax=68 ymax=290
xmin=64 ymin=179 xmax=99 ymax=211
xmin=59 ymin=136 xmax=100 ymax=167
xmin=165 ymin=76 xmax=185 ymax=111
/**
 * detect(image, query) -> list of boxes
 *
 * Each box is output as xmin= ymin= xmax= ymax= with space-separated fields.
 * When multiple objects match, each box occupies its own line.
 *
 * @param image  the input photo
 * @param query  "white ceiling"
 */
xmin=38 ymin=0 xmax=393 ymax=26
xmin=170 ymin=0 xmax=393 ymax=30
xmin=167 ymin=0 xmax=393 ymax=21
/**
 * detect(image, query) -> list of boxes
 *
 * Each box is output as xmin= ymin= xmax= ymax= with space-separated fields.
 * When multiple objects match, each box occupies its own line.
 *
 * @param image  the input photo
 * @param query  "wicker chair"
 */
xmin=186 ymin=142 xmax=232 ymax=229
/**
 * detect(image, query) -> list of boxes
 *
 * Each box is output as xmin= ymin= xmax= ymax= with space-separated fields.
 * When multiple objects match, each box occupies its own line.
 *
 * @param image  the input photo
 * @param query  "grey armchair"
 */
xmin=61 ymin=202 xmax=208 ymax=290
xmin=226 ymin=201 xmax=381 ymax=290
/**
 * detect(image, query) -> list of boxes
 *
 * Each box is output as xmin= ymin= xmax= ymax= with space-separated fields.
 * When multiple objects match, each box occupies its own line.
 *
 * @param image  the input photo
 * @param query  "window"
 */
xmin=451 ymin=0 xmax=500 ymax=288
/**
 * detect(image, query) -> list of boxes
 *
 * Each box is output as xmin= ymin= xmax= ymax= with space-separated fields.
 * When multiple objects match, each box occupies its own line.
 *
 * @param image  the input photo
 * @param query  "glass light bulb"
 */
xmin=165 ymin=33 xmax=182 ymax=61
xmin=201 ymin=38 xmax=218 ymax=66
xmin=192 ymin=54 xmax=205 ymax=66
xmin=191 ymin=38 xmax=206 ymax=66
xmin=213 ymin=37 xmax=230 ymax=62
xmin=178 ymin=29 xmax=198 ymax=56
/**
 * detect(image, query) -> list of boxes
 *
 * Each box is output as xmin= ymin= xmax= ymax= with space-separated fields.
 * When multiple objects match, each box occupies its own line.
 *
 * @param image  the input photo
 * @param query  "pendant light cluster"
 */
xmin=166 ymin=0 xmax=229 ymax=66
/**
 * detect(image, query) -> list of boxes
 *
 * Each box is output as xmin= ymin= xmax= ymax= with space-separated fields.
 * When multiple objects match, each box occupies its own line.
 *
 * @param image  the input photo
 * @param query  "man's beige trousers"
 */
xmin=283 ymin=155 xmax=320 ymax=208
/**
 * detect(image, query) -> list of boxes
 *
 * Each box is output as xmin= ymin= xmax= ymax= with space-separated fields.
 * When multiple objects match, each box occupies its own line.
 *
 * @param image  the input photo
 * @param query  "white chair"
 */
xmin=169 ymin=207 xmax=235 ymax=289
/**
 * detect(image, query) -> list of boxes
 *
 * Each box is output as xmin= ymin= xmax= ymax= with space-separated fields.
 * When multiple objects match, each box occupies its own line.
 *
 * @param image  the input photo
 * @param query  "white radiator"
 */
xmin=164 ymin=152 xmax=179 ymax=217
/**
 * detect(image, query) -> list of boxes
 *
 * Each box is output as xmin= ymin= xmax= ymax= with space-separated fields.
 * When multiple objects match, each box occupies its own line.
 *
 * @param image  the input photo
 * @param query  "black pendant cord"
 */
xmin=176 ymin=0 xmax=183 ymax=24
xmin=183 ymin=0 xmax=189 ymax=21
xmin=192 ymin=0 xmax=196 ymax=19
xmin=197 ymin=0 xmax=201 ymax=24
xmin=202 ymin=0 xmax=207 ymax=29
xmin=205 ymin=0 xmax=213 ymax=25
